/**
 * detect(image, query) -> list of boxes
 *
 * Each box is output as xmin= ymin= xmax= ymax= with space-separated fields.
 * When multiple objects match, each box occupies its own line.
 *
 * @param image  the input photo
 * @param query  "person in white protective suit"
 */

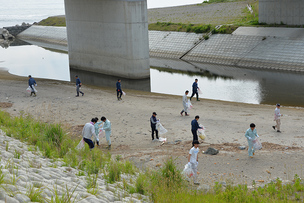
xmin=180 ymin=90 xmax=189 ymax=116
xmin=94 ymin=117 xmax=103 ymax=146
xmin=187 ymin=140 xmax=200 ymax=185
xmin=101 ymin=116 xmax=112 ymax=150
xmin=273 ymin=103 xmax=283 ymax=133
xmin=244 ymin=123 xmax=259 ymax=158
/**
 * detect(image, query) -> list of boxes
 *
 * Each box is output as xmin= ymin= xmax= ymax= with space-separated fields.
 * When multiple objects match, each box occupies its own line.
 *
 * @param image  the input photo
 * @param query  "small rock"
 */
xmin=15 ymin=194 xmax=31 ymax=203
xmin=204 ymin=147 xmax=219 ymax=155
xmin=197 ymin=184 xmax=210 ymax=191
xmin=156 ymin=163 xmax=161 ymax=167
xmin=238 ymin=146 xmax=246 ymax=150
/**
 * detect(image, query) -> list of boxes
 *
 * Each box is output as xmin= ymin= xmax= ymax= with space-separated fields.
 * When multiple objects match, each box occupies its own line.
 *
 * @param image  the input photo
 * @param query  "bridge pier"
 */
xmin=64 ymin=0 xmax=149 ymax=79
xmin=259 ymin=0 xmax=304 ymax=25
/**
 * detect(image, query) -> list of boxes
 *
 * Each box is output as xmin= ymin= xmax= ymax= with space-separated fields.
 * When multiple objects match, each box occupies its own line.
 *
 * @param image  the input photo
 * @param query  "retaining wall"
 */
xmin=17 ymin=26 xmax=304 ymax=72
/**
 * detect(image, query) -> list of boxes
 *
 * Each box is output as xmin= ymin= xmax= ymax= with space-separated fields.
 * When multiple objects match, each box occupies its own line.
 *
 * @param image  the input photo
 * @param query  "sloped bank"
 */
xmin=17 ymin=25 xmax=304 ymax=73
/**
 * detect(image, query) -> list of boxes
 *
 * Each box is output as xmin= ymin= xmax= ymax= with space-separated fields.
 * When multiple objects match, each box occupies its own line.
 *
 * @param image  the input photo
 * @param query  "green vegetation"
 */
xmin=1 ymin=110 xmax=304 ymax=202
xmin=200 ymin=0 xmax=242 ymax=4
xmin=38 ymin=16 xmax=66 ymax=27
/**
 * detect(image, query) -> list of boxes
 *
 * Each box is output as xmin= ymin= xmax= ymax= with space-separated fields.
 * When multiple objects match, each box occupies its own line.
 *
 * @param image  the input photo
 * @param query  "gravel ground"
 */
xmin=148 ymin=1 xmax=254 ymax=24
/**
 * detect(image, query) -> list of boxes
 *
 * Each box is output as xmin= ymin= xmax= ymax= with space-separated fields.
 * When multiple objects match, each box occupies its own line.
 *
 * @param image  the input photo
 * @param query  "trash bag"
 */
xmin=76 ymin=139 xmax=85 ymax=150
xmin=253 ymin=138 xmax=262 ymax=150
xmin=98 ymin=129 xmax=104 ymax=138
xmin=198 ymin=125 xmax=206 ymax=140
xmin=159 ymin=137 xmax=167 ymax=142
xmin=156 ymin=122 xmax=168 ymax=134
xmin=122 ymin=91 xmax=126 ymax=96
xmin=182 ymin=164 xmax=194 ymax=178
xmin=187 ymin=99 xmax=193 ymax=110
xmin=26 ymin=86 xmax=37 ymax=93
xmin=198 ymin=89 xmax=203 ymax=95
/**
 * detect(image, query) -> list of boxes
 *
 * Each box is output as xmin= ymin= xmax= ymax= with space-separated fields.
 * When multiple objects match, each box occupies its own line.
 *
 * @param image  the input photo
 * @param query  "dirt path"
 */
xmin=0 ymin=70 xmax=303 ymax=186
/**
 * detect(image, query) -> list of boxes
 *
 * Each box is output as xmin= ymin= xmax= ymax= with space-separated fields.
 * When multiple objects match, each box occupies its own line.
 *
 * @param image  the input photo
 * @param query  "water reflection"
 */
xmin=70 ymin=68 xmax=150 ymax=92
xmin=1 ymin=43 xmax=304 ymax=107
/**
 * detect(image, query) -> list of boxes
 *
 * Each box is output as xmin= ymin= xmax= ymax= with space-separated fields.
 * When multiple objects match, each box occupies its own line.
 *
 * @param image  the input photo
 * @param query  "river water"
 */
xmin=1 ymin=43 xmax=303 ymax=107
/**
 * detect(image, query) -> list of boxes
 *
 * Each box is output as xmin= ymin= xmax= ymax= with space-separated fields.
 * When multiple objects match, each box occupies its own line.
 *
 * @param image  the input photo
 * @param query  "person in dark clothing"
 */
xmin=28 ymin=75 xmax=37 ymax=96
xmin=75 ymin=75 xmax=84 ymax=97
xmin=116 ymin=79 xmax=122 ymax=100
xmin=191 ymin=115 xmax=203 ymax=143
xmin=150 ymin=112 xmax=159 ymax=140
xmin=190 ymin=79 xmax=200 ymax=101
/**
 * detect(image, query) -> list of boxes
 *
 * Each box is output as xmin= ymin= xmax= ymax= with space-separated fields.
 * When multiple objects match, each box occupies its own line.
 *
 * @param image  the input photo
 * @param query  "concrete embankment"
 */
xmin=17 ymin=25 xmax=304 ymax=72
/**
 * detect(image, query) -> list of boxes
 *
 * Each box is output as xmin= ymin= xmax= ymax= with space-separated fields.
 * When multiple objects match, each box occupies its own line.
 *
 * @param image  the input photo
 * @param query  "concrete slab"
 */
xmin=233 ymin=27 xmax=304 ymax=40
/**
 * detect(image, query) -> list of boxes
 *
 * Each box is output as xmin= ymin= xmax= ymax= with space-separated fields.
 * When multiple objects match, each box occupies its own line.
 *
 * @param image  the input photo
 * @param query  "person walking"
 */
xmin=187 ymin=140 xmax=200 ymax=185
xmin=191 ymin=115 xmax=203 ymax=143
xmin=28 ymin=75 xmax=37 ymax=96
xmin=273 ymin=103 xmax=283 ymax=133
xmin=116 ymin=79 xmax=123 ymax=100
xmin=181 ymin=90 xmax=189 ymax=116
xmin=150 ymin=112 xmax=159 ymax=141
xmin=82 ymin=118 xmax=99 ymax=150
xmin=190 ymin=79 xmax=200 ymax=101
xmin=75 ymin=75 xmax=84 ymax=97
xmin=245 ymin=123 xmax=259 ymax=158
xmin=94 ymin=117 xmax=103 ymax=146
xmin=101 ymin=116 xmax=112 ymax=149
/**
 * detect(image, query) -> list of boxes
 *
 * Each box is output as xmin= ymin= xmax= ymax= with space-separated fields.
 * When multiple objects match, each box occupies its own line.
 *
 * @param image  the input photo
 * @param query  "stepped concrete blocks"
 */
xmin=64 ymin=0 xmax=149 ymax=79
xmin=259 ymin=0 xmax=304 ymax=25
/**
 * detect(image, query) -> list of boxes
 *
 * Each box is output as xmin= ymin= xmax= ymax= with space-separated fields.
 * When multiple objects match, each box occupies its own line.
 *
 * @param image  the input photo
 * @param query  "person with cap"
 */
xmin=28 ymin=75 xmax=37 ymax=96
xmin=273 ymin=103 xmax=283 ymax=133
xmin=191 ymin=115 xmax=203 ymax=143
xmin=150 ymin=112 xmax=159 ymax=141
xmin=82 ymin=118 xmax=99 ymax=150
xmin=187 ymin=140 xmax=200 ymax=185
xmin=116 ymin=79 xmax=122 ymax=100
xmin=181 ymin=90 xmax=189 ymax=116
xmin=190 ymin=79 xmax=200 ymax=101
xmin=75 ymin=75 xmax=84 ymax=97
xmin=245 ymin=123 xmax=259 ymax=158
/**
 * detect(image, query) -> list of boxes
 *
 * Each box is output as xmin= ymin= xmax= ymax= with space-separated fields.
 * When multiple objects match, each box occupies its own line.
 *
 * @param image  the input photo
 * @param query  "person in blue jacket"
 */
xmin=245 ymin=123 xmax=259 ymax=158
xmin=116 ymin=79 xmax=122 ymax=100
xmin=190 ymin=79 xmax=200 ymax=101
xmin=191 ymin=115 xmax=203 ymax=143
xmin=28 ymin=75 xmax=37 ymax=96
xmin=75 ymin=75 xmax=84 ymax=97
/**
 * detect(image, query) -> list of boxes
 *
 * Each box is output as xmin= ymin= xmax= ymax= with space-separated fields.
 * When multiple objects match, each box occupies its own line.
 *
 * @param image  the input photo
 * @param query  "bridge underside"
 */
xmin=259 ymin=0 xmax=304 ymax=25
xmin=64 ymin=0 xmax=149 ymax=79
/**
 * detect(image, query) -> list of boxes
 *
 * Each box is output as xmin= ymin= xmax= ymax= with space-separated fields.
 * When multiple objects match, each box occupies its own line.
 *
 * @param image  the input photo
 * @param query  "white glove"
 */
xmin=196 ymin=161 xmax=198 ymax=165
xmin=96 ymin=138 xmax=99 ymax=142
xmin=248 ymin=137 xmax=252 ymax=140
xmin=187 ymin=162 xmax=191 ymax=167
xmin=101 ymin=128 xmax=104 ymax=131
xmin=35 ymin=84 xmax=37 ymax=86
xmin=256 ymin=135 xmax=259 ymax=138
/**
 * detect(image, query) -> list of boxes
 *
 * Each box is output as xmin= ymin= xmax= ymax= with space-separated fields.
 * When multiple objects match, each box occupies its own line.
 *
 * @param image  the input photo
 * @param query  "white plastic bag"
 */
xmin=198 ymin=125 xmax=206 ymax=140
xmin=26 ymin=86 xmax=37 ymax=93
xmin=159 ymin=137 xmax=167 ymax=142
xmin=122 ymin=91 xmax=126 ymax=96
xmin=76 ymin=139 xmax=85 ymax=150
xmin=253 ymin=138 xmax=262 ymax=150
xmin=156 ymin=122 xmax=168 ymax=134
xmin=98 ymin=129 xmax=104 ymax=138
xmin=182 ymin=164 xmax=194 ymax=178
xmin=198 ymin=89 xmax=203 ymax=95
xmin=187 ymin=99 xmax=193 ymax=110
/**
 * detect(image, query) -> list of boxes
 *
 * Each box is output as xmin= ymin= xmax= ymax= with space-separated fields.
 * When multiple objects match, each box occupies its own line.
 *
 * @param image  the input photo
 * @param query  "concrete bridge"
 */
xmin=64 ymin=0 xmax=149 ymax=79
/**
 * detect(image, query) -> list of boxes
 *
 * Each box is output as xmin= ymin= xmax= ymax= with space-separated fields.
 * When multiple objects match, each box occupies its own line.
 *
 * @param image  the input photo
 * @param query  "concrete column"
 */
xmin=259 ymin=0 xmax=304 ymax=25
xmin=64 ymin=0 xmax=149 ymax=79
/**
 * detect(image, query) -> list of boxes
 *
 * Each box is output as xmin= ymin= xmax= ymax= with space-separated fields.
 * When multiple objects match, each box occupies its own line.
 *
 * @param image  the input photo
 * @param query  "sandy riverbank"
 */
xmin=1 ymin=70 xmax=304 ymax=186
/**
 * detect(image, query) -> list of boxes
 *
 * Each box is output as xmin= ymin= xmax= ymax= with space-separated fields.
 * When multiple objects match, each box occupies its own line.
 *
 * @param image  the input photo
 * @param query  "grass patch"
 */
xmin=38 ymin=16 xmax=66 ymax=27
